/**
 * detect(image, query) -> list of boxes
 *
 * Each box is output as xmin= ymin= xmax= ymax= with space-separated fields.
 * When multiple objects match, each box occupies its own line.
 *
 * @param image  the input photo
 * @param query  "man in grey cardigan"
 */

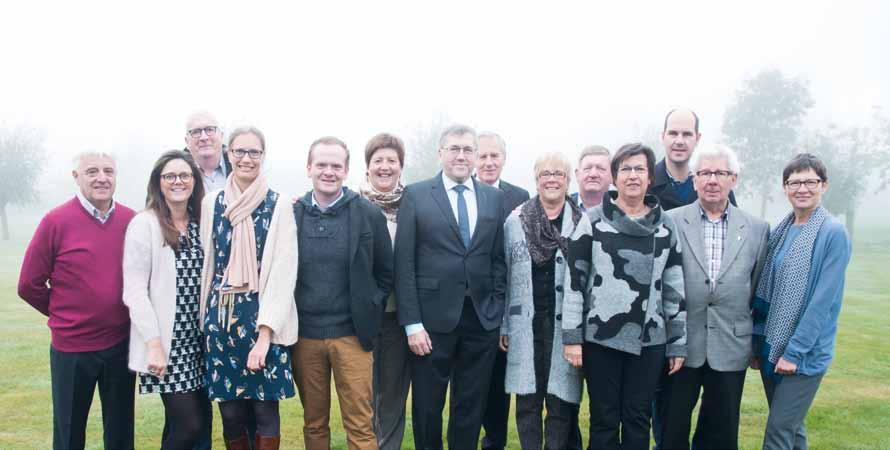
xmin=660 ymin=144 xmax=769 ymax=450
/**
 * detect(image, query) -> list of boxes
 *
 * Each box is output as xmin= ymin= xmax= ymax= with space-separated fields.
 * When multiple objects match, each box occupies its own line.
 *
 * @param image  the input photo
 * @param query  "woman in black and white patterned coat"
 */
xmin=562 ymin=143 xmax=687 ymax=450
xmin=123 ymin=150 xmax=208 ymax=450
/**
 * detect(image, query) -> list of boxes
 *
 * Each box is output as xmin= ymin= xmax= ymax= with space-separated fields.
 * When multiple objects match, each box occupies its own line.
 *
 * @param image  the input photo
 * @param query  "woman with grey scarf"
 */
xmin=500 ymin=152 xmax=587 ymax=450
xmin=358 ymin=132 xmax=409 ymax=450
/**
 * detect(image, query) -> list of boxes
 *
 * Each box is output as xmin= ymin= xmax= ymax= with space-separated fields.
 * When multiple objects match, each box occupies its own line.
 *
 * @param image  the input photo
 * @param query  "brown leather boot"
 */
xmin=224 ymin=433 xmax=251 ymax=450
xmin=255 ymin=434 xmax=281 ymax=450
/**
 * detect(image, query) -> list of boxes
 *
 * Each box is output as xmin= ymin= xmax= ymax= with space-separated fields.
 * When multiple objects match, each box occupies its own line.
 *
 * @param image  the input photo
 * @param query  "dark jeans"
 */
xmin=50 ymin=339 xmax=135 ymax=450
xmin=411 ymin=298 xmax=499 ymax=450
xmin=660 ymin=363 xmax=746 ymax=450
xmin=582 ymin=342 xmax=665 ymax=450
xmin=514 ymin=313 xmax=577 ymax=450
xmin=373 ymin=312 xmax=412 ymax=450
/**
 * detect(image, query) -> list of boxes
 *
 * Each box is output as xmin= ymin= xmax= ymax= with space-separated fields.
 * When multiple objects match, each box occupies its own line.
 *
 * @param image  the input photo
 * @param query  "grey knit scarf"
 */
xmin=520 ymin=195 xmax=582 ymax=266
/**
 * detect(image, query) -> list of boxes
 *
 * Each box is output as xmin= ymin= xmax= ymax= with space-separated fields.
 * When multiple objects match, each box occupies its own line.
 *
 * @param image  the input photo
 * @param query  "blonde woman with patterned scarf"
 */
xmin=752 ymin=153 xmax=851 ymax=450
xmin=359 ymin=132 xmax=409 ymax=450
xmin=199 ymin=126 xmax=298 ymax=450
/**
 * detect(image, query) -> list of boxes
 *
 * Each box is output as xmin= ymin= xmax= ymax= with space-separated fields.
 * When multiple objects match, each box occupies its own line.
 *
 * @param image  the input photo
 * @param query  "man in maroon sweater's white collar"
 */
xmin=18 ymin=151 xmax=136 ymax=450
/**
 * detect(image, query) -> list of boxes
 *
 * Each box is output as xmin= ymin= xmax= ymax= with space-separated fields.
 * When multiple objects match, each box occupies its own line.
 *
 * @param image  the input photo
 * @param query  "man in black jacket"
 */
xmin=474 ymin=131 xmax=530 ymax=450
xmin=649 ymin=108 xmax=736 ymax=211
xmin=396 ymin=124 xmax=507 ymax=450
xmin=293 ymin=136 xmax=394 ymax=450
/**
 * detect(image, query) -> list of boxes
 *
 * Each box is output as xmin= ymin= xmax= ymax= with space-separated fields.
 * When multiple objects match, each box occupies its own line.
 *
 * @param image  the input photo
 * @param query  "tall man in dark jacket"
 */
xmin=293 ymin=136 xmax=394 ymax=450
xmin=396 ymin=124 xmax=507 ymax=450
xmin=649 ymin=108 xmax=736 ymax=211
xmin=475 ymin=131 xmax=530 ymax=450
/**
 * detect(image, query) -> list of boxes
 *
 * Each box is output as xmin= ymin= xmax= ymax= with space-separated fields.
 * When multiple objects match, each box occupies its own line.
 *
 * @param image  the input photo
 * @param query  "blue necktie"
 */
xmin=453 ymin=184 xmax=471 ymax=247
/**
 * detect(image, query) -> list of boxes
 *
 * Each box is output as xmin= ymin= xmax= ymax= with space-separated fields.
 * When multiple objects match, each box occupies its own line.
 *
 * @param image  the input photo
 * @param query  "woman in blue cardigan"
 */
xmin=752 ymin=153 xmax=852 ymax=450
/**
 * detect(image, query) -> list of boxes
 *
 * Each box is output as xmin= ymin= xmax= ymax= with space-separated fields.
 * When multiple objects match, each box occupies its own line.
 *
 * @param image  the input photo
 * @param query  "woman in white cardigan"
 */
xmin=199 ymin=126 xmax=298 ymax=450
xmin=123 ymin=150 xmax=208 ymax=449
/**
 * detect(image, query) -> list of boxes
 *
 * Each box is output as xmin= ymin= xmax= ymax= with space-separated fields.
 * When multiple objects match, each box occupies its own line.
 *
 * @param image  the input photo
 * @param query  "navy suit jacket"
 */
xmin=498 ymin=179 xmax=531 ymax=218
xmin=394 ymin=173 xmax=507 ymax=333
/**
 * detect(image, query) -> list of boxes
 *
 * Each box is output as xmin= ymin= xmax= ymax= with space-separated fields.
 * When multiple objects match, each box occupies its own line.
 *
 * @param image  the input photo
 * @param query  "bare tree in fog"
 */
xmin=631 ymin=122 xmax=665 ymax=160
xmin=722 ymin=69 xmax=814 ymax=218
xmin=402 ymin=113 xmax=451 ymax=184
xmin=802 ymin=119 xmax=888 ymax=241
xmin=875 ymin=109 xmax=890 ymax=193
xmin=0 ymin=126 xmax=46 ymax=240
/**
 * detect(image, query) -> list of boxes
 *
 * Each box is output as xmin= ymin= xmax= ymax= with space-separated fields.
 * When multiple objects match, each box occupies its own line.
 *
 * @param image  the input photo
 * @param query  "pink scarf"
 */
xmin=221 ymin=174 xmax=269 ymax=294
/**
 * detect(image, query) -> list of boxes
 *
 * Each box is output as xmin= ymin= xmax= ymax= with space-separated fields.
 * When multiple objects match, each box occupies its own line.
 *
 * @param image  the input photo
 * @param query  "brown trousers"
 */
xmin=292 ymin=335 xmax=377 ymax=450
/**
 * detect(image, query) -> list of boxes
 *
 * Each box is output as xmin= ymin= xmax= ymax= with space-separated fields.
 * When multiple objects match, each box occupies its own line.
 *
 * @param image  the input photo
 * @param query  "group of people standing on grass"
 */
xmin=17 ymin=107 xmax=851 ymax=450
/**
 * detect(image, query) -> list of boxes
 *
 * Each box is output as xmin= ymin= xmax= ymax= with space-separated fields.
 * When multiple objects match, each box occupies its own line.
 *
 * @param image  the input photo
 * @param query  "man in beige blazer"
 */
xmin=661 ymin=144 xmax=770 ymax=450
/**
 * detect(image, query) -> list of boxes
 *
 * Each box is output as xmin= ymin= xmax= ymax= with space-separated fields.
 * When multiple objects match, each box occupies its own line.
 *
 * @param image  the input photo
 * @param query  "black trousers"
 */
xmin=411 ymin=298 xmax=499 ymax=450
xmin=50 ymin=339 xmax=135 ymax=450
xmin=660 ymin=362 xmax=746 ymax=450
xmin=514 ymin=313 xmax=579 ymax=450
xmin=481 ymin=349 xmax=511 ymax=450
xmin=582 ymin=343 xmax=665 ymax=450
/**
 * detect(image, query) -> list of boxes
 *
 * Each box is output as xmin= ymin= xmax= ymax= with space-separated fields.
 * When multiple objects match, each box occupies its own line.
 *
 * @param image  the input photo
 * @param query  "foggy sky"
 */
xmin=2 ymin=0 xmax=889 ymax=223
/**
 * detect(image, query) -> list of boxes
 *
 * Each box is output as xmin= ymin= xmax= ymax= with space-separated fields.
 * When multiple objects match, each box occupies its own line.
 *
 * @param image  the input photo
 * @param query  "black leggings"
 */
xmin=218 ymin=399 xmax=280 ymax=439
xmin=160 ymin=391 xmax=208 ymax=450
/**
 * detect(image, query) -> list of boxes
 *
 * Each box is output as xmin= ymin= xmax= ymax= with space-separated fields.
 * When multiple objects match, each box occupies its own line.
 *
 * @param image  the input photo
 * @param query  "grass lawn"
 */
xmin=1 ymin=226 xmax=888 ymax=449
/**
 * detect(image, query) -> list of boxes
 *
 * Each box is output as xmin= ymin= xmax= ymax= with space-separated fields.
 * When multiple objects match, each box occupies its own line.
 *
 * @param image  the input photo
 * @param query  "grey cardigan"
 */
xmin=501 ymin=200 xmax=587 ymax=404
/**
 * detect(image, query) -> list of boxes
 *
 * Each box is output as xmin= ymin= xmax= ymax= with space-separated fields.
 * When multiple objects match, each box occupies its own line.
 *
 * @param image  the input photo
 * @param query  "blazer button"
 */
xmin=555 ymin=285 xmax=563 ymax=293
xmin=556 ymin=256 xmax=564 ymax=264
xmin=556 ymin=313 xmax=562 ymax=321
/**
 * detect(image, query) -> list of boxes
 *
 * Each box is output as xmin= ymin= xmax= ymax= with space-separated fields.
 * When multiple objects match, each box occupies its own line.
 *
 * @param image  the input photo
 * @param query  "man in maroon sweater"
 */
xmin=18 ymin=151 xmax=137 ymax=450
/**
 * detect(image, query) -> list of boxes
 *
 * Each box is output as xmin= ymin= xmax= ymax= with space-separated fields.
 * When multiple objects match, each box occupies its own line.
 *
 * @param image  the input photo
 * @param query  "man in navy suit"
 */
xmin=395 ymin=124 xmax=507 ymax=450
xmin=475 ymin=131 xmax=529 ymax=450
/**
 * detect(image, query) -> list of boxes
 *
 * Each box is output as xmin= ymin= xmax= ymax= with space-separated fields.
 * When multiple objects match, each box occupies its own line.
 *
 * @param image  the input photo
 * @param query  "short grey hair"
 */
xmin=577 ymin=145 xmax=611 ymax=166
xmin=185 ymin=110 xmax=221 ymax=133
xmin=438 ymin=123 xmax=478 ymax=149
xmin=690 ymin=143 xmax=741 ymax=175
xmin=477 ymin=131 xmax=506 ymax=156
xmin=72 ymin=151 xmax=116 ymax=171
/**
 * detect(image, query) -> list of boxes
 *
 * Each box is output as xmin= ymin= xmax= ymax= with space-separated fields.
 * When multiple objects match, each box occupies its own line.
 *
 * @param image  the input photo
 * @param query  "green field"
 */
xmin=1 ymin=226 xmax=888 ymax=450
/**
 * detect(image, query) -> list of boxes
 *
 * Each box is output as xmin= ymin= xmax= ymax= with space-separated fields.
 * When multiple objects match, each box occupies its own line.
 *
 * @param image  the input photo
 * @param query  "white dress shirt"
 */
xmin=441 ymin=172 xmax=478 ymax=238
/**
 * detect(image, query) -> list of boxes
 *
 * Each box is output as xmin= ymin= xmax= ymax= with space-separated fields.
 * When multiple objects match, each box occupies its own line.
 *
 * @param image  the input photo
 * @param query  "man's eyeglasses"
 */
xmin=160 ymin=172 xmax=194 ymax=183
xmin=695 ymin=170 xmax=734 ymax=180
xmin=538 ymin=170 xmax=567 ymax=180
xmin=443 ymin=145 xmax=475 ymax=156
xmin=785 ymin=179 xmax=822 ymax=190
xmin=230 ymin=148 xmax=264 ymax=160
xmin=187 ymin=126 xmax=219 ymax=139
